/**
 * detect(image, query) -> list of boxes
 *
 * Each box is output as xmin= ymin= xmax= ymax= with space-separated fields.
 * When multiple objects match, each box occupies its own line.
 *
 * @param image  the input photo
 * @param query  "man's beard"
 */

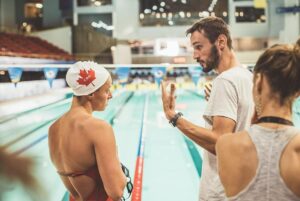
xmin=202 ymin=45 xmax=220 ymax=73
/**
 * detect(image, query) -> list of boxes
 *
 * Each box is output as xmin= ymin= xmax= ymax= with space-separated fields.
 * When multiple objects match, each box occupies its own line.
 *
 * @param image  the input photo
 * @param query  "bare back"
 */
xmin=48 ymin=108 xmax=125 ymax=201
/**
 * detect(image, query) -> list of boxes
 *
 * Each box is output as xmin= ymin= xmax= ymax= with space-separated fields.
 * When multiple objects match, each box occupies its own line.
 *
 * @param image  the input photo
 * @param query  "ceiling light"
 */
xmin=94 ymin=1 xmax=101 ymax=6
xmin=179 ymin=11 xmax=185 ymax=18
xmin=144 ymin=9 xmax=151 ymax=14
xmin=35 ymin=3 xmax=43 ymax=8
xmin=91 ymin=21 xmax=114 ymax=30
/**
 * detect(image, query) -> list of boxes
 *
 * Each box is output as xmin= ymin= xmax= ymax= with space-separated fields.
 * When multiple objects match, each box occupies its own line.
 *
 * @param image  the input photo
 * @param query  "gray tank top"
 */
xmin=228 ymin=124 xmax=300 ymax=201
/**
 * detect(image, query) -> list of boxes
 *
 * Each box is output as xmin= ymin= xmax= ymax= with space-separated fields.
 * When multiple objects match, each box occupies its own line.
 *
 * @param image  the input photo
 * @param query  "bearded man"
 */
xmin=161 ymin=17 xmax=254 ymax=201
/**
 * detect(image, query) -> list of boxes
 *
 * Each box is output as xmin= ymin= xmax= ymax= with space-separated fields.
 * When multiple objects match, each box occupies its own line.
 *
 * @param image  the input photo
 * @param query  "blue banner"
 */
xmin=188 ymin=66 xmax=202 ymax=86
xmin=8 ymin=67 xmax=23 ymax=87
xmin=151 ymin=67 xmax=166 ymax=85
xmin=276 ymin=6 xmax=300 ymax=14
xmin=44 ymin=68 xmax=58 ymax=88
xmin=115 ymin=67 xmax=130 ymax=87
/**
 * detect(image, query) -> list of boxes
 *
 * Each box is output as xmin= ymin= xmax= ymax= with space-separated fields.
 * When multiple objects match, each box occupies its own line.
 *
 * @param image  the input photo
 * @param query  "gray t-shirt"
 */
xmin=199 ymin=66 xmax=254 ymax=201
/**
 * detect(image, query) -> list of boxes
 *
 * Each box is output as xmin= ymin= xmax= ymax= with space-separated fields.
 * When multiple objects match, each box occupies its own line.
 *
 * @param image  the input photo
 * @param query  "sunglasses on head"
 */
xmin=120 ymin=163 xmax=133 ymax=201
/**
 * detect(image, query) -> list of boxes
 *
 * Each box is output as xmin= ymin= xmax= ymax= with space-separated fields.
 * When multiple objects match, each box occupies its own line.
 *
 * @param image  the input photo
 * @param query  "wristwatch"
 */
xmin=169 ymin=112 xmax=183 ymax=127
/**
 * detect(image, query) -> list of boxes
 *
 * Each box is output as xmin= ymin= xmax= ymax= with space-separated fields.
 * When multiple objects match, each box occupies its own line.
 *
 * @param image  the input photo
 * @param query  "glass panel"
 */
xmin=78 ymin=13 xmax=113 ymax=36
xmin=77 ymin=0 xmax=112 ymax=7
xmin=24 ymin=3 xmax=43 ymax=18
xmin=235 ymin=6 xmax=266 ymax=23
xmin=139 ymin=0 xmax=228 ymax=26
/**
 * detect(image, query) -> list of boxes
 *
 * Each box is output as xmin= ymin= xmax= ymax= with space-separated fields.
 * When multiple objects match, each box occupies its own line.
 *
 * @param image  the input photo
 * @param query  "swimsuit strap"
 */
xmin=58 ymin=165 xmax=99 ymax=179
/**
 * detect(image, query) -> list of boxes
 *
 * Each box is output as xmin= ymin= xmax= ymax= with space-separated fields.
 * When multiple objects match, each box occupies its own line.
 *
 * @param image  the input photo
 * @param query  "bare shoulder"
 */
xmin=48 ymin=118 xmax=60 ymax=135
xmin=290 ymin=134 xmax=300 ymax=150
xmin=284 ymin=133 xmax=300 ymax=158
xmin=216 ymin=131 xmax=253 ymax=161
xmin=81 ymin=117 xmax=114 ymax=142
xmin=280 ymin=133 xmax=300 ymax=196
xmin=48 ymin=118 xmax=62 ymax=144
xmin=217 ymin=131 xmax=258 ymax=197
xmin=217 ymin=131 xmax=243 ymax=148
xmin=286 ymin=133 xmax=300 ymax=161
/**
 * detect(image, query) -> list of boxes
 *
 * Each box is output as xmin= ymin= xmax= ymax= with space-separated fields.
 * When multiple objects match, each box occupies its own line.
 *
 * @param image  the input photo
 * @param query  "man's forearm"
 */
xmin=175 ymin=117 xmax=218 ymax=154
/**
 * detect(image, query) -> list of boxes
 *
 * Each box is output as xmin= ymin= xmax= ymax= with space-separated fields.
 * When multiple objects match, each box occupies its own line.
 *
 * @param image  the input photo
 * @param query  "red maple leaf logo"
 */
xmin=77 ymin=68 xmax=96 ymax=86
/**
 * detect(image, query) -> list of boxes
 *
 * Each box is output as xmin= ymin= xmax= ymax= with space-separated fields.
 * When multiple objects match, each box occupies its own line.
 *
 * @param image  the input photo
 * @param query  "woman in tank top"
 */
xmin=216 ymin=38 xmax=300 ymax=201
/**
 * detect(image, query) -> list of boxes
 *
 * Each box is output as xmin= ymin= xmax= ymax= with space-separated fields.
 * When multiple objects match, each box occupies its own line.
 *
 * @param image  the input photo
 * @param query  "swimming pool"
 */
xmin=1 ymin=89 xmax=300 ymax=201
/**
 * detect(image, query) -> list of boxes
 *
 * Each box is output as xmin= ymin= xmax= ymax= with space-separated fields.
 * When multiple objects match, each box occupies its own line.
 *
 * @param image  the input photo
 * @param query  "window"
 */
xmin=77 ymin=0 xmax=112 ymax=7
xmin=24 ymin=3 xmax=43 ymax=18
xmin=235 ymin=6 xmax=266 ymax=23
xmin=78 ymin=14 xmax=113 ymax=36
xmin=139 ymin=0 xmax=228 ymax=26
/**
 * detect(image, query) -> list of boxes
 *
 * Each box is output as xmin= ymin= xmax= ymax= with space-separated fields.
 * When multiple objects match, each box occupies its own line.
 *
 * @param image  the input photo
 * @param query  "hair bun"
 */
xmin=293 ymin=38 xmax=300 ymax=61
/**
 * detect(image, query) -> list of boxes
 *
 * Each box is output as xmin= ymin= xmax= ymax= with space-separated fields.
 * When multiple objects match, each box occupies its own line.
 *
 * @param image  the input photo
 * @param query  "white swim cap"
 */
xmin=66 ymin=61 xmax=110 ymax=96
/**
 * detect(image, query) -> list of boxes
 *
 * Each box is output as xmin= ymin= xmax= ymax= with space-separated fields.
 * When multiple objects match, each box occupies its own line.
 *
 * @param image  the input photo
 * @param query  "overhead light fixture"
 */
xmin=35 ymin=3 xmax=43 ymax=8
xmin=179 ymin=11 xmax=185 ymax=18
xmin=91 ymin=21 xmax=114 ymax=30
xmin=144 ymin=9 xmax=151 ymax=14
xmin=202 ymin=11 xmax=209 ymax=17
xmin=94 ymin=1 xmax=101 ymax=6
xmin=208 ymin=0 xmax=218 ymax=12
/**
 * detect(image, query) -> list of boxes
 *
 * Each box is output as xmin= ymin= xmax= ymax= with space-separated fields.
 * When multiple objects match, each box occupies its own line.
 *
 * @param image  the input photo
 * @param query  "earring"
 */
xmin=254 ymin=95 xmax=262 ymax=117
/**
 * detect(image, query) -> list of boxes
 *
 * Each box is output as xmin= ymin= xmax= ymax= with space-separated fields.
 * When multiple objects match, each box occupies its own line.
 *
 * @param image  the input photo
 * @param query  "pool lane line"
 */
xmin=187 ymin=89 xmax=205 ymax=99
xmin=9 ymin=91 xmax=132 ymax=155
xmin=14 ymin=133 xmax=49 ymax=155
xmin=179 ymin=89 xmax=204 ymax=177
xmin=0 ymin=93 xmax=72 ymax=124
xmin=13 ymin=91 xmax=135 ymax=156
xmin=131 ymin=93 xmax=148 ymax=201
xmin=3 ymin=118 xmax=57 ymax=148
xmin=109 ymin=92 xmax=134 ymax=125
xmin=182 ymin=136 xmax=203 ymax=177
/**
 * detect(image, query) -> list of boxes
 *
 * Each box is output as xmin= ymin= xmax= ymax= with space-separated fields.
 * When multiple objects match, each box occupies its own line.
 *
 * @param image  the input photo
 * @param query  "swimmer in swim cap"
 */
xmin=48 ymin=61 xmax=127 ymax=201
